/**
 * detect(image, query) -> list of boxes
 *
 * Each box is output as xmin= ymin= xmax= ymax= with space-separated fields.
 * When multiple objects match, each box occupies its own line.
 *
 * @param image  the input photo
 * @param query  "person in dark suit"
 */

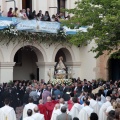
xmin=62 ymin=83 xmax=70 ymax=101
xmin=26 ymin=8 xmax=32 ymax=20
xmin=56 ymin=106 xmax=72 ymax=120
xmin=87 ymin=81 xmax=92 ymax=93
xmin=50 ymin=83 xmax=56 ymax=96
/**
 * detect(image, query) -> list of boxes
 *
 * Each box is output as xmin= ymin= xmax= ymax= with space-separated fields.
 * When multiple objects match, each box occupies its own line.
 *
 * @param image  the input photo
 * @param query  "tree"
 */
xmin=65 ymin=0 xmax=120 ymax=58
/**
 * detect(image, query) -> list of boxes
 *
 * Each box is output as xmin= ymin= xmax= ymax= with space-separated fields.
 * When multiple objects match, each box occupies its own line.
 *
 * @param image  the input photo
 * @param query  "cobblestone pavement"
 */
xmin=16 ymin=106 xmax=23 ymax=120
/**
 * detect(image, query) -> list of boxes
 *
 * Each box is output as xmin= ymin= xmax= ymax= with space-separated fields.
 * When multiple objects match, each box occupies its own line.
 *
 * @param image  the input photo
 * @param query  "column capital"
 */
xmin=36 ymin=62 xmax=56 ymax=67
xmin=0 ymin=62 xmax=16 ymax=68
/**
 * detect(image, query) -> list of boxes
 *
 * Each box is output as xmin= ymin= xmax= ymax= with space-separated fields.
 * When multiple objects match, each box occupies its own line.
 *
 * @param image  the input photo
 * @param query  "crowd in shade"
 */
xmin=0 ymin=7 xmax=70 ymax=22
xmin=0 ymin=78 xmax=120 ymax=120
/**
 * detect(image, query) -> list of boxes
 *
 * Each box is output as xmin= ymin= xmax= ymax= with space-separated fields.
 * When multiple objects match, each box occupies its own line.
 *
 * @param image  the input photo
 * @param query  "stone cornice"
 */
xmin=36 ymin=62 xmax=56 ymax=66
xmin=65 ymin=62 xmax=81 ymax=66
xmin=0 ymin=62 xmax=16 ymax=67
xmin=36 ymin=61 xmax=81 ymax=67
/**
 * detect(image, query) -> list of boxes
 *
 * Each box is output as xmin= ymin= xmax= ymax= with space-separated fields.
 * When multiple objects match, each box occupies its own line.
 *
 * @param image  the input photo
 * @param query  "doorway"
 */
xmin=57 ymin=0 xmax=65 ymax=14
xmin=22 ymin=0 xmax=32 ymax=11
xmin=108 ymin=58 xmax=120 ymax=81
xmin=13 ymin=46 xmax=38 ymax=81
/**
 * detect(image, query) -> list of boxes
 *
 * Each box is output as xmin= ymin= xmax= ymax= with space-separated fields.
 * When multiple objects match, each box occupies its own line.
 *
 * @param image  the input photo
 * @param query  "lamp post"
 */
xmin=6 ymin=0 xmax=16 ymax=9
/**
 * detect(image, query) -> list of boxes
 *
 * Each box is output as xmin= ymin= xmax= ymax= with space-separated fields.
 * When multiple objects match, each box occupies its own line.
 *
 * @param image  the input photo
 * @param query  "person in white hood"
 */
xmin=69 ymin=97 xmax=83 ymax=119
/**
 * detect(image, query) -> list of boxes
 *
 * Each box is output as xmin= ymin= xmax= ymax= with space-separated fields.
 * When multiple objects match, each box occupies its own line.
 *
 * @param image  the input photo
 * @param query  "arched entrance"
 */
xmin=108 ymin=58 xmax=120 ymax=81
xmin=54 ymin=48 xmax=73 ymax=78
xmin=13 ymin=45 xmax=44 ymax=81
xmin=55 ymin=48 xmax=72 ymax=62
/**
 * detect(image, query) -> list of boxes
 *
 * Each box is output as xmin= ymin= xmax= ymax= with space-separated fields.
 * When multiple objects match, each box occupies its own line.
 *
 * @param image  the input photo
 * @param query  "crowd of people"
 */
xmin=0 ymin=78 xmax=120 ymax=120
xmin=0 ymin=7 xmax=70 ymax=22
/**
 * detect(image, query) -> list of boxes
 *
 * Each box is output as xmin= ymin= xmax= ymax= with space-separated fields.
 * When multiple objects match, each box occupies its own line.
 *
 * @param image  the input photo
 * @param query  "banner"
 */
xmin=0 ymin=17 xmax=61 ymax=33
xmin=38 ymin=21 xmax=60 ymax=33
xmin=16 ymin=20 xmax=37 ymax=30
xmin=0 ymin=17 xmax=87 ymax=34
xmin=0 ymin=17 xmax=14 ymax=29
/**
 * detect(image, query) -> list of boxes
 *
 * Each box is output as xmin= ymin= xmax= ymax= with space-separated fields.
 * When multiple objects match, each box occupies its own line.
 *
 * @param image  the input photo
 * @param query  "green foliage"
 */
xmin=65 ymin=0 xmax=120 ymax=58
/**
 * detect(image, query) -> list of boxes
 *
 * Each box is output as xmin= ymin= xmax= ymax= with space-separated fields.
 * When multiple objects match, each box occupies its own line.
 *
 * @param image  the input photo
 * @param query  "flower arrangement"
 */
xmin=50 ymin=79 xmax=72 ymax=86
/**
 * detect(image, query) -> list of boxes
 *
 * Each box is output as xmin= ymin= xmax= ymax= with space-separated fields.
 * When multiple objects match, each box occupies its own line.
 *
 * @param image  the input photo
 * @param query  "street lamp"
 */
xmin=6 ymin=0 xmax=16 ymax=9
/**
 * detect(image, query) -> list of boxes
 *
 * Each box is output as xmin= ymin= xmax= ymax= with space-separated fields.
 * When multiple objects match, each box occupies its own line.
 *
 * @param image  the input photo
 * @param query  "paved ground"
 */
xmin=16 ymin=106 xmax=23 ymax=120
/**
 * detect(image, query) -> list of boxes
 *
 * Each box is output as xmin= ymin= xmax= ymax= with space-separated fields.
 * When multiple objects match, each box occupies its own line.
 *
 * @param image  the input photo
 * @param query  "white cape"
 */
xmin=99 ymin=101 xmax=111 ymax=120
xmin=0 ymin=105 xmax=16 ymax=120
xmin=51 ymin=109 xmax=61 ymax=120
xmin=32 ymin=113 xmax=44 ymax=120
xmin=23 ymin=103 xmax=37 ymax=118
xmin=69 ymin=103 xmax=82 ymax=119
xmin=78 ymin=106 xmax=93 ymax=120
xmin=89 ymin=99 xmax=101 ymax=115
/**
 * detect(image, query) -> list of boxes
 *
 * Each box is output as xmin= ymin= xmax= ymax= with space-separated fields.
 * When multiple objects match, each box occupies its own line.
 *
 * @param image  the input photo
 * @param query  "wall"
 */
xmin=79 ymin=41 xmax=97 ymax=81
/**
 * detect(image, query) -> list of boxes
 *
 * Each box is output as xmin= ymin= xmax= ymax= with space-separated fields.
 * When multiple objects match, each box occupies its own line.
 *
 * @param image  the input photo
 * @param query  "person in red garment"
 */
xmin=51 ymin=95 xmax=59 ymax=105
xmin=38 ymin=99 xmax=48 ymax=120
xmin=68 ymin=93 xmax=74 ymax=111
xmin=45 ymin=96 xmax=55 ymax=120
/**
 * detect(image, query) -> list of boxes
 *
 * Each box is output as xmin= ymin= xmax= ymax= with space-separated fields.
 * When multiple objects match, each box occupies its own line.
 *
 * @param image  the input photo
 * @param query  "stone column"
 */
xmin=0 ymin=62 xmax=15 ymax=83
xmin=65 ymin=62 xmax=81 ymax=78
xmin=36 ymin=62 xmax=56 ymax=82
xmin=32 ymin=0 xmax=37 ymax=11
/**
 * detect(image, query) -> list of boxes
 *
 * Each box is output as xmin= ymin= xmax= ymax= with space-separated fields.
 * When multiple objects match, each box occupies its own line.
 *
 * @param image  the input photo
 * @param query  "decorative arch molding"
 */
xmin=0 ymin=49 xmax=4 ymax=62
xmin=10 ymin=43 xmax=47 ymax=62
xmin=52 ymin=44 xmax=75 ymax=62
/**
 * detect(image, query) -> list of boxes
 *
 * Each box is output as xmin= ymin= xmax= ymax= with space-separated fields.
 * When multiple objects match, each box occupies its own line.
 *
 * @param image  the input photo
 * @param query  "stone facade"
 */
xmin=0 ymin=0 xmax=104 ymax=83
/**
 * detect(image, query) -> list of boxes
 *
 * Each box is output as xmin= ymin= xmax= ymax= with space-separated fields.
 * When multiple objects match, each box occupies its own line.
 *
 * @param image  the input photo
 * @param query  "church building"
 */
xmin=0 ymin=0 xmax=118 ymax=83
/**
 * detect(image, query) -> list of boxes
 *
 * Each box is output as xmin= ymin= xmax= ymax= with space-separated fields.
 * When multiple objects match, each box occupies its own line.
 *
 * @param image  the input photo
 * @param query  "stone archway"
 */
xmin=53 ymin=45 xmax=76 ymax=78
xmin=10 ymin=44 xmax=47 ymax=81
xmin=52 ymin=45 xmax=75 ymax=62
xmin=10 ymin=43 xmax=47 ymax=62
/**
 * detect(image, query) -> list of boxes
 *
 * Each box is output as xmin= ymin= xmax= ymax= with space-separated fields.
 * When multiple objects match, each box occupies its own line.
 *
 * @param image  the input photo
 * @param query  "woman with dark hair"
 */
xmin=32 ymin=10 xmax=36 ymax=19
xmin=13 ymin=7 xmax=18 ymax=17
xmin=44 ymin=11 xmax=51 ymax=21
xmin=7 ymin=8 xmax=13 ymax=17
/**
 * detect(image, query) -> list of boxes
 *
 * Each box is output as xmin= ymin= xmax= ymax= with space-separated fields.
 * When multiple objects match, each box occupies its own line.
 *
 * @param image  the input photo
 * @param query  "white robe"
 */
xmin=89 ymin=99 xmax=100 ymax=115
xmin=78 ymin=106 xmax=93 ymax=120
xmin=23 ymin=116 xmax=34 ymax=120
xmin=69 ymin=103 xmax=82 ymax=119
xmin=0 ymin=105 xmax=16 ymax=120
xmin=51 ymin=109 xmax=61 ymax=120
xmin=32 ymin=113 xmax=44 ymax=120
xmin=23 ymin=103 xmax=37 ymax=118
xmin=101 ymin=95 xmax=106 ymax=103
xmin=99 ymin=101 xmax=111 ymax=120
xmin=106 ymin=106 xmax=114 ymax=114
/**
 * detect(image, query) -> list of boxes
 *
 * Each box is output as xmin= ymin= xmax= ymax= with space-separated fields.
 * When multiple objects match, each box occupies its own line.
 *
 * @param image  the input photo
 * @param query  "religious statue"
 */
xmin=56 ymin=56 xmax=66 ymax=70
xmin=55 ymin=56 xmax=67 ymax=79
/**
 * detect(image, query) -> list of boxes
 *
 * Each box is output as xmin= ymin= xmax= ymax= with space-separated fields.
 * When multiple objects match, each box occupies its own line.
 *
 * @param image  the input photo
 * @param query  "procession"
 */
xmin=0 ymin=0 xmax=120 ymax=120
